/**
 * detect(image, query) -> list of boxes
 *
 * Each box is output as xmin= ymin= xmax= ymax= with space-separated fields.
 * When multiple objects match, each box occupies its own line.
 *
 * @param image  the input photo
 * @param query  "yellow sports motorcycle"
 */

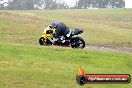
xmin=39 ymin=27 xmax=85 ymax=49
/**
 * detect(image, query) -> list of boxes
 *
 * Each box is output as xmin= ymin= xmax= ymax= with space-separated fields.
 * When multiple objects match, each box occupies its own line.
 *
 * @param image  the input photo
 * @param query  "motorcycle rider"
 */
xmin=49 ymin=20 xmax=72 ymax=43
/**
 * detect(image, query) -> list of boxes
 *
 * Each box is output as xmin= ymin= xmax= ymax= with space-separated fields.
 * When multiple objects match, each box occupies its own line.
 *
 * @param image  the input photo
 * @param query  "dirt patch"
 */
xmin=85 ymin=45 xmax=132 ymax=54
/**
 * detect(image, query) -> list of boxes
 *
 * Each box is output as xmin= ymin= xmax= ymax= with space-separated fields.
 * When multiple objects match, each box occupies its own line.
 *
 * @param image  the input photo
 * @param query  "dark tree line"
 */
xmin=0 ymin=0 xmax=69 ymax=10
xmin=0 ymin=0 xmax=125 ymax=10
xmin=75 ymin=0 xmax=125 ymax=9
xmin=7 ymin=0 xmax=34 ymax=10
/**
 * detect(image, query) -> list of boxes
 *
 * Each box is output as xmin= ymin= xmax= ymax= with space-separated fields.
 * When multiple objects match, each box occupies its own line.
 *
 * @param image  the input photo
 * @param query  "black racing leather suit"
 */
xmin=53 ymin=23 xmax=70 ymax=39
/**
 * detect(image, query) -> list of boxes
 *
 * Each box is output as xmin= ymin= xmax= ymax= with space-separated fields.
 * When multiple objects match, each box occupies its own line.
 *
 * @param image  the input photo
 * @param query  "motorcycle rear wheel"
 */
xmin=70 ymin=37 xmax=85 ymax=49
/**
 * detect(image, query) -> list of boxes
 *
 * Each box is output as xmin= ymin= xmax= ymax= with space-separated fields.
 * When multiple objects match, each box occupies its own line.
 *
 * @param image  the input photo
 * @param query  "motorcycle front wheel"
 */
xmin=39 ymin=37 xmax=52 ymax=46
xmin=39 ymin=37 xmax=44 ymax=45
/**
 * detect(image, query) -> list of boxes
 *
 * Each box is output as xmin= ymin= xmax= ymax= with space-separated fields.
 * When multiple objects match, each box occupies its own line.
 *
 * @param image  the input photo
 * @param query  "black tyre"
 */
xmin=39 ymin=37 xmax=52 ymax=46
xmin=39 ymin=37 xmax=44 ymax=45
xmin=70 ymin=37 xmax=85 ymax=49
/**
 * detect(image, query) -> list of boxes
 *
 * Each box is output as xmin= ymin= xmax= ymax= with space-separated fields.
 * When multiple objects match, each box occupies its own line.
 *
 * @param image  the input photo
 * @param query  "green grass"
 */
xmin=0 ymin=9 xmax=132 ymax=47
xmin=0 ymin=43 xmax=132 ymax=88
xmin=0 ymin=9 xmax=132 ymax=88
